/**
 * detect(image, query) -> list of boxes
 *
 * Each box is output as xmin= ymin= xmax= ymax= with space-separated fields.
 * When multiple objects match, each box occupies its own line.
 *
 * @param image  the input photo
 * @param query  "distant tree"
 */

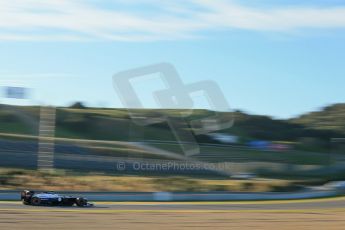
xmin=69 ymin=102 xmax=86 ymax=109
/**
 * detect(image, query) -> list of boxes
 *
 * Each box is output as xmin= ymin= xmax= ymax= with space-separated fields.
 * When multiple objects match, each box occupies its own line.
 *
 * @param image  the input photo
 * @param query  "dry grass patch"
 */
xmin=0 ymin=168 xmax=297 ymax=192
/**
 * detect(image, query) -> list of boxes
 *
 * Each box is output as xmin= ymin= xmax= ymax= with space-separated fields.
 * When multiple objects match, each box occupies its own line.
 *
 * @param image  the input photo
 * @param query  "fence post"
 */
xmin=37 ymin=106 xmax=56 ymax=171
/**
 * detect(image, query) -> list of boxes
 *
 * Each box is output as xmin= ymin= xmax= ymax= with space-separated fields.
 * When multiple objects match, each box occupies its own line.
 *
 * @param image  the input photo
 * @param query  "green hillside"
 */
xmin=291 ymin=103 xmax=345 ymax=134
xmin=0 ymin=103 xmax=344 ymax=150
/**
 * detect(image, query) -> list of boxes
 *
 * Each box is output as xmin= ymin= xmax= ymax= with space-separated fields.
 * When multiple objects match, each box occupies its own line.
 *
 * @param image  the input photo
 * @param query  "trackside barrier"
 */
xmin=0 ymin=189 xmax=341 ymax=202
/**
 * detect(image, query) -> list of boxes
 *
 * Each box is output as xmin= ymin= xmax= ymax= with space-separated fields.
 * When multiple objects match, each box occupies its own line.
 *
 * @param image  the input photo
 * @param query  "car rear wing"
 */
xmin=21 ymin=190 xmax=35 ymax=200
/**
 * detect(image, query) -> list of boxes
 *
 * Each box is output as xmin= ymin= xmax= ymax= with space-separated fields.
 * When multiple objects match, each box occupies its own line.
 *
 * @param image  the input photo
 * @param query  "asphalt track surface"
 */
xmin=0 ymin=196 xmax=344 ymax=210
xmin=1 ymin=198 xmax=345 ymax=229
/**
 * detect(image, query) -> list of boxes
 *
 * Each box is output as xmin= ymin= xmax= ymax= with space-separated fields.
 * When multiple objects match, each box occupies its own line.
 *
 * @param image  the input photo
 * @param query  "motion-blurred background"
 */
xmin=1 ymin=0 xmax=345 ymax=196
xmin=1 ymin=91 xmax=345 ymax=193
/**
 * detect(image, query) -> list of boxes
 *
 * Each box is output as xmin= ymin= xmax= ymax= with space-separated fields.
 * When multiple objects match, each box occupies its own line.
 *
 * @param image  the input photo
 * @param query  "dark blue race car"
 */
xmin=21 ymin=190 xmax=93 ymax=207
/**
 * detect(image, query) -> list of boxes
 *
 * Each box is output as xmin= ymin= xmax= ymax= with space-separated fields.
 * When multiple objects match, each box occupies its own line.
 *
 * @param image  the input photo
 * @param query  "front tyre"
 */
xmin=76 ymin=198 xmax=87 ymax=207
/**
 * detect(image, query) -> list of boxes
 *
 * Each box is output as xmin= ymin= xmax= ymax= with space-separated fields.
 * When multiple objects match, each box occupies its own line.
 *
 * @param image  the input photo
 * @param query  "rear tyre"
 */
xmin=22 ymin=200 xmax=30 ymax=205
xmin=31 ymin=197 xmax=41 ymax=206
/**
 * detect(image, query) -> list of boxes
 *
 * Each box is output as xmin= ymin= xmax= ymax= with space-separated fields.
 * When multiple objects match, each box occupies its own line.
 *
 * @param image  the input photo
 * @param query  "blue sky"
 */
xmin=0 ymin=0 xmax=345 ymax=119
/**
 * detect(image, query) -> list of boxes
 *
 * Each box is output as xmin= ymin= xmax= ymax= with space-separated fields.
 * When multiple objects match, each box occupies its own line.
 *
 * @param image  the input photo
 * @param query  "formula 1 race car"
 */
xmin=21 ymin=190 xmax=94 ymax=207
